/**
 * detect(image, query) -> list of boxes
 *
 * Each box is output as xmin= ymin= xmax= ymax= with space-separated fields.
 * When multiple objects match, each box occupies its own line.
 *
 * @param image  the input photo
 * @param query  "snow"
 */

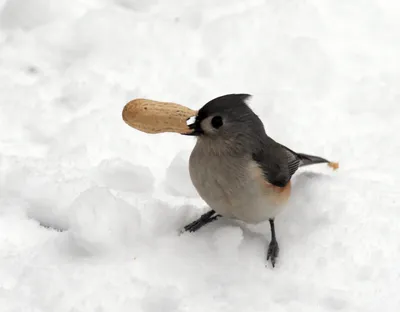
xmin=164 ymin=151 xmax=198 ymax=197
xmin=68 ymin=186 xmax=141 ymax=256
xmin=93 ymin=158 xmax=155 ymax=193
xmin=1 ymin=0 xmax=400 ymax=311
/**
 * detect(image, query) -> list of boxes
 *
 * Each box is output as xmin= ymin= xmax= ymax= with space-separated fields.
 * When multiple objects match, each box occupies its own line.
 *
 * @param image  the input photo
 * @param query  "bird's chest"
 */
xmin=188 ymin=148 xmax=259 ymax=216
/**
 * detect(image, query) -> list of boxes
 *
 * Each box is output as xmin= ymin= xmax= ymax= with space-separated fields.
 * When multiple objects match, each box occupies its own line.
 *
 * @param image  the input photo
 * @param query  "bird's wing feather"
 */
xmin=252 ymin=143 xmax=300 ymax=187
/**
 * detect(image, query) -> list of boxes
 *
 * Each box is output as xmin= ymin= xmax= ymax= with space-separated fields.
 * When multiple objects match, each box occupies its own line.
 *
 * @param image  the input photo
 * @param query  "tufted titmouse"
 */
xmin=182 ymin=94 xmax=337 ymax=267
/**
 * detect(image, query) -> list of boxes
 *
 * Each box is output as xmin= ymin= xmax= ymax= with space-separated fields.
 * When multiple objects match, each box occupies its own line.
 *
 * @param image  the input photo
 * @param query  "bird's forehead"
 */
xmin=196 ymin=93 xmax=252 ymax=121
xmin=197 ymin=103 xmax=238 ymax=120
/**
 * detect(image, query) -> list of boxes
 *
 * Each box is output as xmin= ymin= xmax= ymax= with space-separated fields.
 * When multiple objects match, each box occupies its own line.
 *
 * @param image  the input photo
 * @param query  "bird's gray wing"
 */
xmin=252 ymin=143 xmax=300 ymax=187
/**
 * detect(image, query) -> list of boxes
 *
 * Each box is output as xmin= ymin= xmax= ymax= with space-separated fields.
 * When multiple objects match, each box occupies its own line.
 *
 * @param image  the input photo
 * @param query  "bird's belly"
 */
xmin=228 ymin=191 xmax=285 ymax=223
xmin=189 ymin=157 xmax=288 ymax=223
xmin=188 ymin=165 xmax=238 ymax=218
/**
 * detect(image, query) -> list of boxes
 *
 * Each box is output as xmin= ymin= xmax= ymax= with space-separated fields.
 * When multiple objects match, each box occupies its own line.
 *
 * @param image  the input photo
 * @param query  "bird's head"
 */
xmin=184 ymin=93 xmax=263 ymax=142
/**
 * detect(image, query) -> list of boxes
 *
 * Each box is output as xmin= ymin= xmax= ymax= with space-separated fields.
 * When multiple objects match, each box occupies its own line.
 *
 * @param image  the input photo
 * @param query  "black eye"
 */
xmin=211 ymin=116 xmax=223 ymax=129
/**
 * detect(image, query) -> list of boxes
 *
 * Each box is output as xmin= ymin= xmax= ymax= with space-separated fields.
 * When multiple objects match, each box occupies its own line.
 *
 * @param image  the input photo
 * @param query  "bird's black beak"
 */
xmin=182 ymin=115 xmax=203 ymax=136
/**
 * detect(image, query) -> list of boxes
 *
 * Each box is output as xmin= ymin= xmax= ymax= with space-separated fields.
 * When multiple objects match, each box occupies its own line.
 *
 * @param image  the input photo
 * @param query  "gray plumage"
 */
xmin=183 ymin=93 xmax=334 ymax=266
xmin=188 ymin=93 xmax=330 ymax=190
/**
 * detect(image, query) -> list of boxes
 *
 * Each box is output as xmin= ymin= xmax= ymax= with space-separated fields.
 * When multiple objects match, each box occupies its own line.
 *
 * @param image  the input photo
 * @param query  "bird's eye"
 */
xmin=211 ymin=116 xmax=223 ymax=129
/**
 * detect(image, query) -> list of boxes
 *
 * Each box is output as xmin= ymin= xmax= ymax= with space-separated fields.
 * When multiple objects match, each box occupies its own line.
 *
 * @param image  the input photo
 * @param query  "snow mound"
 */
xmin=141 ymin=286 xmax=182 ymax=312
xmin=212 ymin=226 xmax=244 ymax=257
xmin=0 ymin=0 xmax=87 ymax=30
xmin=93 ymin=158 xmax=155 ymax=193
xmin=68 ymin=186 xmax=141 ymax=256
xmin=163 ymin=151 xmax=198 ymax=197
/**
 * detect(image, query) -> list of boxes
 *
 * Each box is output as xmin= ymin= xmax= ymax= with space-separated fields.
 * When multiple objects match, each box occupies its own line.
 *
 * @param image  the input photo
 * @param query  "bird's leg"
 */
xmin=182 ymin=210 xmax=221 ymax=233
xmin=267 ymin=218 xmax=279 ymax=267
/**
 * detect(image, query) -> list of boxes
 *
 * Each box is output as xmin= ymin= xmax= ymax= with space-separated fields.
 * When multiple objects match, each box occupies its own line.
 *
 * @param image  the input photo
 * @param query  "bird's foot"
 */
xmin=267 ymin=239 xmax=279 ymax=268
xmin=182 ymin=210 xmax=221 ymax=233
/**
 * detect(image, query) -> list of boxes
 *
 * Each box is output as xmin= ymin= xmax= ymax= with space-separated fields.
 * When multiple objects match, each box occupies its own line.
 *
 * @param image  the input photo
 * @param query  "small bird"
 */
xmin=182 ymin=93 xmax=337 ymax=267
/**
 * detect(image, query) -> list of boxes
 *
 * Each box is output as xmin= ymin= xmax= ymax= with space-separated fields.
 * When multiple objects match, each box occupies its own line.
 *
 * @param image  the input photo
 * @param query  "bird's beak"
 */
xmin=182 ymin=115 xmax=203 ymax=136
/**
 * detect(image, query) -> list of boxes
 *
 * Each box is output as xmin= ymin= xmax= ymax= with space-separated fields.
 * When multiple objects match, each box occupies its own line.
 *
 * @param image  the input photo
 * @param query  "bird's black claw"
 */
xmin=267 ymin=240 xmax=279 ymax=268
xmin=181 ymin=210 xmax=221 ymax=233
xmin=183 ymin=218 xmax=206 ymax=233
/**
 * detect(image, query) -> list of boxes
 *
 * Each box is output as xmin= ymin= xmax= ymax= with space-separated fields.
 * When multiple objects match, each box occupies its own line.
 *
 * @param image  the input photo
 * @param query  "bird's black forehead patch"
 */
xmin=197 ymin=93 xmax=252 ymax=121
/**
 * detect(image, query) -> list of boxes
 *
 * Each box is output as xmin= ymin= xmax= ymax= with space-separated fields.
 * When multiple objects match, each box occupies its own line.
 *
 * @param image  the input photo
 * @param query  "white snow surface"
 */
xmin=1 ymin=0 xmax=400 ymax=311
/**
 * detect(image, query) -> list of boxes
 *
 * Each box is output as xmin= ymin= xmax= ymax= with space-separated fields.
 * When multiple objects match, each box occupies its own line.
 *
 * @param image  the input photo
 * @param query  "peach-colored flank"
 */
xmin=249 ymin=162 xmax=292 ymax=206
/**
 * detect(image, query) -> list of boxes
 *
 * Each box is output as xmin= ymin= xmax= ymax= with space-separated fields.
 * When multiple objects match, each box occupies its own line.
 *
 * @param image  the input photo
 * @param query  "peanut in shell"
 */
xmin=122 ymin=99 xmax=197 ymax=134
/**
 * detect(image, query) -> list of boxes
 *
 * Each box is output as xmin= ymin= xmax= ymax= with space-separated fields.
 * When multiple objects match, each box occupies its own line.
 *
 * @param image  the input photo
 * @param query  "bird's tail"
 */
xmin=279 ymin=143 xmax=339 ymax=170
xmin=297 ymin=152 xmax=339 ymax=170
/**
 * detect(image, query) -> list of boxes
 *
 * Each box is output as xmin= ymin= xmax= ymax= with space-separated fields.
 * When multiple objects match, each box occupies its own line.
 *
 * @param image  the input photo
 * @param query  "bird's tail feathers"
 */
xmin=297 ymin=152 xmax=339 ymax=170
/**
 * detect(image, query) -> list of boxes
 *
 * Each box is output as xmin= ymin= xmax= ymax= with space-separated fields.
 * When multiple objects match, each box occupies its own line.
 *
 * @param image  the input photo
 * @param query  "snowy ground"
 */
xmin=1 ymin=0 xmax=400 ymax=311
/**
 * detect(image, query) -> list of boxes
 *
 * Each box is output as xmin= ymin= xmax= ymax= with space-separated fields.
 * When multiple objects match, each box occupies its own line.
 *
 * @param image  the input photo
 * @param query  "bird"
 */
xmin=181 ymin=93 xmax=338 ymax=267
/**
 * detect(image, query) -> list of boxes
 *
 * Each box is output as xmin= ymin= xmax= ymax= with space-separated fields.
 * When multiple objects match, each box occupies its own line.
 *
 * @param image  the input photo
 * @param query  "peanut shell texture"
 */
xmin=122 ymin=98 xmax=197 ymax=134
